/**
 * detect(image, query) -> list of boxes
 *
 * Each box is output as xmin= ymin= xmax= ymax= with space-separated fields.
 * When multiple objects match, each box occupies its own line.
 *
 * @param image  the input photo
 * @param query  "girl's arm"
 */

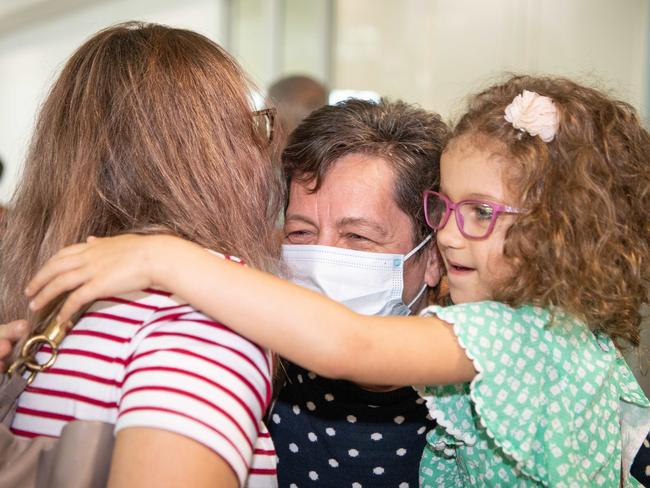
xmin=26 ymin=234 xmax=476 ymax=387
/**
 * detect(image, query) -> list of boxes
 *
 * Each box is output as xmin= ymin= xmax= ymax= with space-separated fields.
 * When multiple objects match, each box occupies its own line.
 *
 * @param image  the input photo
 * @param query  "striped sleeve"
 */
xmin=116 ymin=309 xmax=273 ymax=485
xmin=246 ymin=422 xmax=278 ymax=487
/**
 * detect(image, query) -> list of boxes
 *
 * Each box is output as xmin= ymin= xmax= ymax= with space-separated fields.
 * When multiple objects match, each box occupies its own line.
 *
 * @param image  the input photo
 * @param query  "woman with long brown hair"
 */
xmin=0 ymin=22 xmax=281 ymax=487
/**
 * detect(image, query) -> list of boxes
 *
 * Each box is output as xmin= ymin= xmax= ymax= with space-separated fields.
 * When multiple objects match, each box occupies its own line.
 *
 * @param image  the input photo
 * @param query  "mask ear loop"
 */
xmin=404 ymin=234 xmax=433 ymax=262
xmin=403 ymin=234 xmax=434 ymax=314
xmin=406 ymin=283 xmax=428 ymax=312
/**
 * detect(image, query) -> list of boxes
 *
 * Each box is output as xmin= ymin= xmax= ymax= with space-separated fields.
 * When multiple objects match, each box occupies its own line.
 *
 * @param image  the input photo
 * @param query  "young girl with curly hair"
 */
xmin=26 ymin=75 xmax=650 ymax=486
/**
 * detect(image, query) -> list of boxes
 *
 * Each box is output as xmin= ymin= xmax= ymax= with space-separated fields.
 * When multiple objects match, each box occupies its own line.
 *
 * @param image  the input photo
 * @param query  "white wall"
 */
xmin=334 ymin=0 xmax=649 ymax=122
xmin=231 ymin=0 xmax=330 ymax=91
xmin=0 ymin=0 xmax=227 ymax=203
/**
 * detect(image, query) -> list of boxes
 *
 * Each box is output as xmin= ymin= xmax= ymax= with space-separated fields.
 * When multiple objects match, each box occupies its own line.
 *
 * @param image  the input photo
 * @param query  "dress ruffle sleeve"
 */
xmin=416 ymin=301 xmax=650 ymax=487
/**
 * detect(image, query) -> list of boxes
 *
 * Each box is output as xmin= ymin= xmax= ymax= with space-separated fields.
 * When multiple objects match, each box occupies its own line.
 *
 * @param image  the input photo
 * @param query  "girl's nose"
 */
xmin=435 ymin=210 xmax=464 ymax=249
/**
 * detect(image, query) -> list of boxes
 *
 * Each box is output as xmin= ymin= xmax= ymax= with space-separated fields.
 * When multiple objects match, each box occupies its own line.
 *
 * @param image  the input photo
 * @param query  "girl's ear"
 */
xmin=423 ymin=243 xmax=443 ymax=288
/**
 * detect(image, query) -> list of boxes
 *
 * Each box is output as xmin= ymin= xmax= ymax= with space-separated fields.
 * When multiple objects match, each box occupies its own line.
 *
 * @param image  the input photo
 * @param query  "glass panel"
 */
xmin=282 ymin=0 xmax=329 ymax=82
xmin=332 ymin=0 xmax=648 ymax=121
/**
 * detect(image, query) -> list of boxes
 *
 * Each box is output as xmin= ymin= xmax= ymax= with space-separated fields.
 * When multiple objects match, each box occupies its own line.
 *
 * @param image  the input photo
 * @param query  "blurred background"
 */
xmin=1 ymin=0 xmax=648 ymax=200
xmin=0 ymin=0 xmax=648 ymax=389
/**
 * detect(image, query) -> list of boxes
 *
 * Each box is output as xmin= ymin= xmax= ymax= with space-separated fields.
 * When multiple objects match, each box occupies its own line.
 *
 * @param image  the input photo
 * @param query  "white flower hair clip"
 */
xmin=504 ymin=90 xmax=559 ymax=142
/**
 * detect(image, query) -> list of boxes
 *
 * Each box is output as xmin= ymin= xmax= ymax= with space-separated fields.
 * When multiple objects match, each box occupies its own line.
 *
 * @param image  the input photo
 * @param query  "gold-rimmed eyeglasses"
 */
xmin=253 ymin=108 xmax=276 ymax=143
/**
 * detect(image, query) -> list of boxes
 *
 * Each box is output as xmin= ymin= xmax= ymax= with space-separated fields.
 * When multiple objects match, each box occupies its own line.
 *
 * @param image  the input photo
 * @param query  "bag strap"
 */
xmin=7 ymin=319 xmax=69 ymax=386
xmin=0 ymin=374 xmax=28 ymax=426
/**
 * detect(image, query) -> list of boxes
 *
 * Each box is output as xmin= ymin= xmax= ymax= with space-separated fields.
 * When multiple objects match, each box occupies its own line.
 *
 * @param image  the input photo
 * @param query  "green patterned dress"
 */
xmin=416 ymin=301 xmax=650 ymax=487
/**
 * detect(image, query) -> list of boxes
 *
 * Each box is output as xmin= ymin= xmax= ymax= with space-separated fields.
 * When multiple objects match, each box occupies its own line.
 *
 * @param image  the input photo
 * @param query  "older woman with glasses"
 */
xmin=0 ymin=22 xmax=281 ymax=487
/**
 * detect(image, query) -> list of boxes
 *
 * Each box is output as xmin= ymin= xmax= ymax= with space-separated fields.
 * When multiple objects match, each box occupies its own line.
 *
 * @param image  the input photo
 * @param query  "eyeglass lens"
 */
xmin=426 ymin=194 xmax=496 ymax=238
xmin=253 ymin=110 xmax=274 ymax=143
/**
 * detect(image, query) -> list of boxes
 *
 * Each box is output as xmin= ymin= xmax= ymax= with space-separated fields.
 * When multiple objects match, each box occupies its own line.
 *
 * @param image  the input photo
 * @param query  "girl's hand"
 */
xmin=25 ymin=234 xmax=170 ymax=323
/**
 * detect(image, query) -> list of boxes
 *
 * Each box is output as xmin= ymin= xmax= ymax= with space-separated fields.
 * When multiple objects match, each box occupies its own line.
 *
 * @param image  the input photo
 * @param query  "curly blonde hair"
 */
xmin=451 ymin=75 xmax=649 ymax=347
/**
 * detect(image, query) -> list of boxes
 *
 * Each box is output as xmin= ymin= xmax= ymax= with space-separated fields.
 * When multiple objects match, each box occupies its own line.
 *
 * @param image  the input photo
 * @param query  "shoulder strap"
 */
xmin=0 ymin=375 xmax=28 ymax=426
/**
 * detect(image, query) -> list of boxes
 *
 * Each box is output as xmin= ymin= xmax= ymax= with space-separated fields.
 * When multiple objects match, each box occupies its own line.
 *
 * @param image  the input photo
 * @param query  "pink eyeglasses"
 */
xmin=424 ymin=190 xmax=525 ymax=240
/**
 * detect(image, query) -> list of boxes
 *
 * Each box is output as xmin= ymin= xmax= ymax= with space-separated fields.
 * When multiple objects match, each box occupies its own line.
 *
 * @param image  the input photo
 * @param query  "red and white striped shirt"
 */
xmin=12 ymin=287 xmax=277 ymax=487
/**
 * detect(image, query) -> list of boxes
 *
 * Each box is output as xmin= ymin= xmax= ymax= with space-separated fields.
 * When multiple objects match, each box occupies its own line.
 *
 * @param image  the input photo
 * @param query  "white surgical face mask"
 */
xmin=281 ymin=235 xmax=432 ymax=316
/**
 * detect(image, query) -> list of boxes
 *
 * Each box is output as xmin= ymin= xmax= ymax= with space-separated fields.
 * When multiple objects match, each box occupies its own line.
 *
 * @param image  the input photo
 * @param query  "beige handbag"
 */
xmin=0 ymin=320 xmax=114 ymax=488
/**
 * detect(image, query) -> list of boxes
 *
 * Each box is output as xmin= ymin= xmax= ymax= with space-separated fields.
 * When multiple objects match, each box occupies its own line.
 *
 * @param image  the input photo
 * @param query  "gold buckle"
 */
xmin=7 ymin=319 xmax=69 ymax=384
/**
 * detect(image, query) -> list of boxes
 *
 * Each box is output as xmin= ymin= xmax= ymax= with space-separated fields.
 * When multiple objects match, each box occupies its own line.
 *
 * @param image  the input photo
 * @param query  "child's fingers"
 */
xmin=0 ymin=341 xmax=12 ymax=369
xmin=28 ymin=268 xmax=91 ymax=312
xmin=57 ymin=282 xmax=102 ymax=324
xmin=26 ymin=252 xmax=87 ymax=297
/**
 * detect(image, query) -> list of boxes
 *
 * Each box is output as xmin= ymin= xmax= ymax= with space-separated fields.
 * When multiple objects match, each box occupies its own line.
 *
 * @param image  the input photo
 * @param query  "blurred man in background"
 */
xmin=267 ymin=75 xmax=328 ymax=161
xmin=268 ymin=75 xmax=329 ymax=135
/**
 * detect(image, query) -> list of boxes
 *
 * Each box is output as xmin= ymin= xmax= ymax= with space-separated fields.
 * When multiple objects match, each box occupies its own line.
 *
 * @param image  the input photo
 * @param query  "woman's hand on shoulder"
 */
xmin=25 ymin=234 xmax=178 ymax=323
xmin=0 ymin=320 xmax=29 ymax=369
